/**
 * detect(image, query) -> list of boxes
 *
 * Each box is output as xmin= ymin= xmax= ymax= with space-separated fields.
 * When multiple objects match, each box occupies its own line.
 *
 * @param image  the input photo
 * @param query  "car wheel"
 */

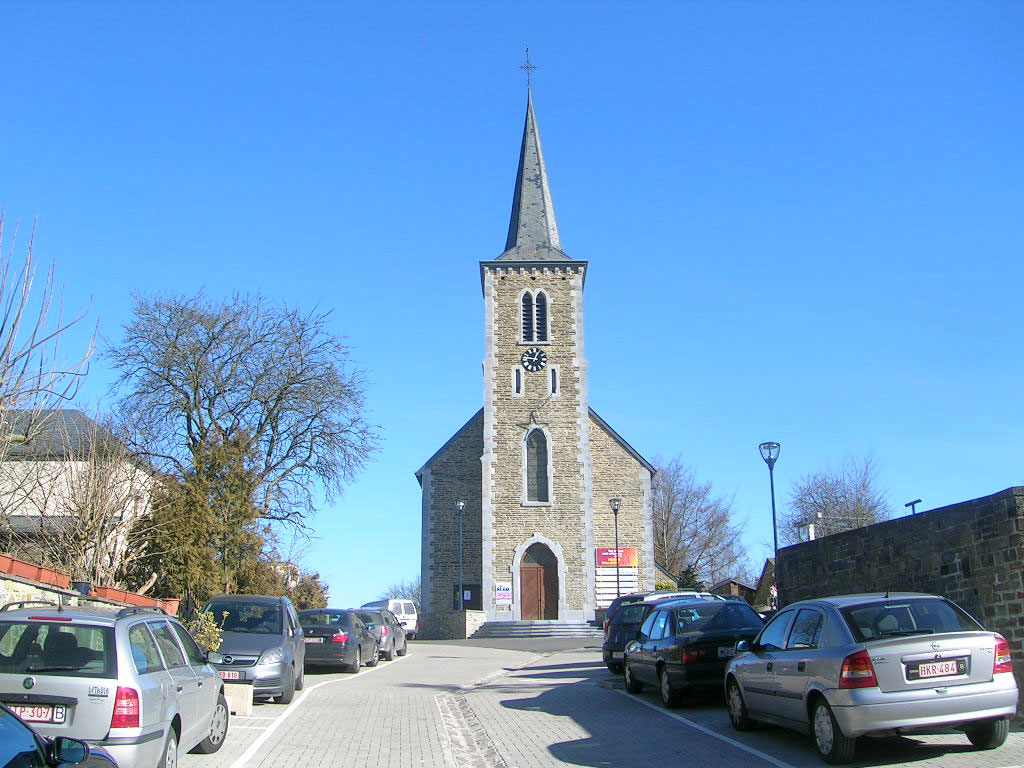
xmin=606 ymin=662 xmax=623 ymax=674
xmin=191 ymin=695 xmax=229 ymax=754
xmin=396 ymin=639 xmax=407 ymax=656
xmin=812 ymin=699 xmax=856 ymax=764
xmin=276 ymin=667 xmax=296 ymax=704
xmin=659 ymin=668 xmax=682 ymax=708
xmin=623 ymin=660 xmax=643 ymax=694
xmin=157 ymin=727 xmax=178 ymax=768
xmin=965 ymin=718 xmax=1009 ymax=750
xmin=382 ymin=638 xmax=395 ymax=661
xmin=349 ymin=646 xmax=361 ymax=673
xmin=726 ymin=679 xmax=755 ymax=731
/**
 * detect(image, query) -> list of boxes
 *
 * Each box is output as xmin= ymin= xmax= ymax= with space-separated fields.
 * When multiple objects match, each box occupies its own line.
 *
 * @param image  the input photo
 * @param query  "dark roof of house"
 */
xmin=1 ymin=410 xmax=121 ymax=459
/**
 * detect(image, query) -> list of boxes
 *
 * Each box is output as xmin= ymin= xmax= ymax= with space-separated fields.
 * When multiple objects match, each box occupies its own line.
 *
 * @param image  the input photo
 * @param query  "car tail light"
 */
xmin=839 ymin=650 xmax=878 ymax=689
xmin=110 ymin=686 xmax=140 ymax=728
xmin=603 ymin=620 xmax=609 ymax=636
xmin=331 ymin=631 xmax=349 ymax=644
xmin=680 ymin=647 xmax=708 ymax=664
xmin=30 ymin=616 xmax=72 ymax=622
xmin=380 ymin=625 xmax=388 ymax=640
xmin=994 ymin=636 xmax=1012 ymax=674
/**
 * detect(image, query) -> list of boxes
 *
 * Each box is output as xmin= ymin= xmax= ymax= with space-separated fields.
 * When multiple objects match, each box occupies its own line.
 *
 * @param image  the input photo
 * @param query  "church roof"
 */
xmin=497 ymin=90 xmax=571 ymax=262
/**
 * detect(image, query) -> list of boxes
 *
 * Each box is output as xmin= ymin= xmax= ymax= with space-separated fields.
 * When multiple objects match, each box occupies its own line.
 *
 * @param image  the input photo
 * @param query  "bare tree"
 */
xmin=0 ymin=215 xmax=92 ymax=444
xmin=652 ymin=456 xmax=748 ymax=587
xmin=0 ymin=411 xmax=157 ymax=585
xmin=781 ymin=454 xmax=891 ymax=545
xmin=379 ymin=575 xmax=421 ymax=609
xmin=106 ymin=292 xmax=379 ymax=527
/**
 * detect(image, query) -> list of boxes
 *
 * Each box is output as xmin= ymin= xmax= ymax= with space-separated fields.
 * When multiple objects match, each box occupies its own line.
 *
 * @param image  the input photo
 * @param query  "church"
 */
xmin=416 ymin=90 xmax=655 ymax=635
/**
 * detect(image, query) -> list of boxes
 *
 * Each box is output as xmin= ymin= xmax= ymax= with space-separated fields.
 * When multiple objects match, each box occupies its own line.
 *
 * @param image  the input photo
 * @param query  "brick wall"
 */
xmin=778 ymin=487 xmax=1024 ymax=708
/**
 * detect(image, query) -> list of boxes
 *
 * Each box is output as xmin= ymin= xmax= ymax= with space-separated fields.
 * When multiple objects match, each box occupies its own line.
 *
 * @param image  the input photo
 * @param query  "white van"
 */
xmin=362 ymin=598 xmax=418 ymax=639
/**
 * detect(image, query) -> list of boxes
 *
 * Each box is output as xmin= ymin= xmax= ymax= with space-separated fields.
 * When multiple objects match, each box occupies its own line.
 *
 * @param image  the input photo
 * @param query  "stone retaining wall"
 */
xmin=419 ymin=610 xmax=488 ymax=640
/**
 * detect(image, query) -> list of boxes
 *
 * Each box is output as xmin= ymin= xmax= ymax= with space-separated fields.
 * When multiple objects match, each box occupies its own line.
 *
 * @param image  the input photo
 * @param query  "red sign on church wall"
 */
xmin=596 ymin=548 xmax=638 ymax=568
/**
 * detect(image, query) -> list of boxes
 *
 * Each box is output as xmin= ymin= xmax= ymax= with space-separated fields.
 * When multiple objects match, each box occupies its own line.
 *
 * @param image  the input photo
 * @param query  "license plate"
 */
xmin=218 ymin=670 xmax=241 ymax=680
xmin=916 ymin=659 xmax=963 ymax=679
xmin=719 ymin=646 xmax=737 ymax=658
xmin=7 ymin=704 xmax=66 ymax=723
xmin=304 ymin=637 xmax=323 ymax=644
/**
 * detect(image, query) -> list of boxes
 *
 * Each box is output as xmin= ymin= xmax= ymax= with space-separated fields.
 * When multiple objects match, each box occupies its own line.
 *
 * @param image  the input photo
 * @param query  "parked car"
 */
xmin=0 ymin=701 xmax=118 ymax=767
xmin=201 ymin=594 xmax=304 ymax=703
xmin=623 ymin=598 xmax=764 ymax=706
xmin=603 ymin=589 xmax=722 ymax=637
xmin=724 ymin=592 xmax=1019 ymax=764
xmin=603 ymin=592 xmax=727 ymax=673
xmin=0 ymin=601 xmax=229 ymax=768
xmin=353 ymin=610 xmax=407 ymax=661
xmin=361 ymin=599 xmax=418 ymax=640
xmin=298 ymin=609 xmax=379 ymax=673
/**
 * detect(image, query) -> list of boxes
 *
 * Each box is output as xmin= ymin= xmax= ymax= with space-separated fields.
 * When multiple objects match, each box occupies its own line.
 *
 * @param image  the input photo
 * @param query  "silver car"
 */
xmin=0 ymin=601 xmax=229 ymax=768
xmin=724 ymin=593 xmax=1017 ymax=764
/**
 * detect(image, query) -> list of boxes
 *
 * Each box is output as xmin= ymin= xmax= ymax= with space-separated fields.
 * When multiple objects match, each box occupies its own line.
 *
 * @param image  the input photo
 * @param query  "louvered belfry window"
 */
xmin=522 ymin=293 xmax=534 ymax=342
xmin=526 ymin=429 xmax=549 ymax=502
xmin=534 ymin=292 xmax=548 ymax=342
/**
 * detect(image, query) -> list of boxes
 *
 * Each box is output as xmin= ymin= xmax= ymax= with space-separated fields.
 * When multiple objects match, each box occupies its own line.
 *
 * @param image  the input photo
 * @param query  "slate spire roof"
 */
xmin=499 ymin=90 xmax=571 ymax=261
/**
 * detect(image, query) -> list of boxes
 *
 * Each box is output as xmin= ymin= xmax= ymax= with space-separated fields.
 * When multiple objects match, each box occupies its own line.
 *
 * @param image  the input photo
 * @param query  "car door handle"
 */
xmin=766 ymin=663 xmax=773 ymax=672
xmin=176 ymin=685 xmax=183 ymax=693
xmin=198 ymin=680 xmax=203 ymax=687
xmin=798 ymin=662 xmax=806 ymax=672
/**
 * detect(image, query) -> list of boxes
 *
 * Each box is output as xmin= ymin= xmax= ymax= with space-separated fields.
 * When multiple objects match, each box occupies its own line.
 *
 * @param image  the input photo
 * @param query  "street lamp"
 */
xmin=609 ymin=498 xmax=622 ymax=599
xmin=456 ymin=499 xmax=466 ymax=611
xmin=758 ymin=442 xmax=781 ymax=576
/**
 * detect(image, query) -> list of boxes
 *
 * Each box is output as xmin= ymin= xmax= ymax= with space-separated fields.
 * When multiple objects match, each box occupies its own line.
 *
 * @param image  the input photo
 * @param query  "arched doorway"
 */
xmin=520 ymin=543 xmax=558 ymax=620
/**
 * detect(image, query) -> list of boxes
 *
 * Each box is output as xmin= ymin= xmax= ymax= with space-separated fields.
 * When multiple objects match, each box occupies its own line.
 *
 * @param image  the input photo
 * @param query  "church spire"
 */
xmin=499 ymin=90 xmax=570 ymax=261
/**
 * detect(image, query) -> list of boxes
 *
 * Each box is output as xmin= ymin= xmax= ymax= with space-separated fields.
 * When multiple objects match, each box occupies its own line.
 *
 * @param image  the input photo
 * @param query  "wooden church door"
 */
xmin=520 ymin=543 xmax=558 ymax=620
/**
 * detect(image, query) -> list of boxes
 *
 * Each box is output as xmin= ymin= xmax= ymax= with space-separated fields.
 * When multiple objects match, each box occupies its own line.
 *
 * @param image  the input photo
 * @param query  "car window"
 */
xmin=128 ymin=624 xmax=165 ymax=674
xmin=0 ymin=706 xmax=48 ymax=768
xmin=171 ymin=622 xmax=208 ymax=666
xmin=403 ymin=602 xmax=415 ymax=615
xmin=638 ymin=610 xmax=658 ymax=640
xmin=650 ymin=611 xmax=669 ymax=640
xmin=355 ymin=612 xmax=381 ymax=627
xmin=615 ymin=603 xmax=651 ymax=624
xmin=672 ymin=602 xmax=764 ymax=634
xmin=0 ymin=621 xmax=115 ymax=678
xmin=756 ymin=609 xmax=795 ymax=651
xmin=205 ymin=601 xmax=283 ymax=634
xmin=841 ymin=598 xmax=982 ymax=641
xmin=149 ymin=621 xmax=187 ymax=669
xmin=786 ymin=610 xmax=825 ymax=649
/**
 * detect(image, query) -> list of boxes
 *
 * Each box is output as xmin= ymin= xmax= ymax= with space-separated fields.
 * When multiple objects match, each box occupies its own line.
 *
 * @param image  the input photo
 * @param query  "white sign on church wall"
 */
xmin=495 ymin=582 xmax=513 ymax=605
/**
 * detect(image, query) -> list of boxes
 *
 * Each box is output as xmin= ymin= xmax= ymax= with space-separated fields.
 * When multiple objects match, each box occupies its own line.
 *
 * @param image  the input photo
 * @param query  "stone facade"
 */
xmin=778 ymin=486 xmax=1024 ymax=710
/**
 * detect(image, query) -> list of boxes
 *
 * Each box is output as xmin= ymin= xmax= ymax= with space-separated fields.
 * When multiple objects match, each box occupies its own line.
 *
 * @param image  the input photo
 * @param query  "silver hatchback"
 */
xmin=0 ymin=601 xmax=229 ymax=768
xmin=724 ymin=593 xmax=1017 ymax=764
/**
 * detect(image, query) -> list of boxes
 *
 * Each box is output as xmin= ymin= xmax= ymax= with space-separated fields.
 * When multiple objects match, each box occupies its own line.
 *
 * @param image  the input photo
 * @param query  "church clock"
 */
xmin=521 ymin=347 xmax=547 ymax=372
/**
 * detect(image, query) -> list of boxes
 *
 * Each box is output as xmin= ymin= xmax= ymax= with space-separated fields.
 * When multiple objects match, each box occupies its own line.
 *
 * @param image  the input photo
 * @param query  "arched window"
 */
xmin=520 ymin=291 xmax=550 ymax=343
xmin=521 ymin=293 xmax=534 ymax=342
xmin=525 ymin=429 xmax=549 ymax=503
xmin=534 ymin=292 xmax=548 ymax=342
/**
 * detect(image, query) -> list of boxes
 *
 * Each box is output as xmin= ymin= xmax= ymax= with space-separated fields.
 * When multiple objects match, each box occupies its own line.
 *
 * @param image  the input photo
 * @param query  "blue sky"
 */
xmin=3 ymin=2 xmax=1022 ymax=605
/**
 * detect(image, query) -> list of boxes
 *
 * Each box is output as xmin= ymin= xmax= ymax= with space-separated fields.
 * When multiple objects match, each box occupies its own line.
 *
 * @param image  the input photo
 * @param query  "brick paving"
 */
xmin=181 ymin=640 xmax=1024 ymax=768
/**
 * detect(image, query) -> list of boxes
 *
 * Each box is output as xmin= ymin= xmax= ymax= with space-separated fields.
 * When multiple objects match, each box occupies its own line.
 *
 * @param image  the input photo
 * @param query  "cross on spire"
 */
xmin=520 ymin=45 xmax=536 ymax=89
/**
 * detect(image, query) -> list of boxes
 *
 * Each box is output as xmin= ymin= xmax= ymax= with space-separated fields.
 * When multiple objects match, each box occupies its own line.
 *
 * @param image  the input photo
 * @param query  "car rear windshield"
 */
xmin=614 ymin=603 xmax=653 ymax=625
xmin=299 ymin=611 xmax=352 ymax=628
xmin=0 ymin=621 xmax=116 ymax=678
xmin=355 ymin=612 xmax=382 ymax=626
xmin=672 ymin=602 xmax=763 ymax=633
xmin=841 ymin=598 xmax=983 ymax=642
xmin=205 ymin=601 xmax=283 ymax=634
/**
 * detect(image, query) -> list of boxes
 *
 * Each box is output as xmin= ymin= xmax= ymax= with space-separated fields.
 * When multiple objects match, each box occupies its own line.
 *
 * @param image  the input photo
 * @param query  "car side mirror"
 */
xmin=735 ymin=640 xmax=751 ymax=654
xmin=51 ymin=737 xmax=90 ymax=764
xmin=207 ymin=651 xmax=224 ymax=665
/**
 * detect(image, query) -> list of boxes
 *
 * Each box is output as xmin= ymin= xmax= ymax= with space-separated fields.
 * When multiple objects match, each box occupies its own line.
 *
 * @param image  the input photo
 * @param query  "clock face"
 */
xmin=521 ymin=347 xmax=547 ymax=372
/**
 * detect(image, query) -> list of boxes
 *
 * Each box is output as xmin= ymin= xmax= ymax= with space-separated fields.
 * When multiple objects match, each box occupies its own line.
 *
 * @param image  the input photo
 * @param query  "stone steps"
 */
xmin=470 ymin=621 xmax=604 ymax=639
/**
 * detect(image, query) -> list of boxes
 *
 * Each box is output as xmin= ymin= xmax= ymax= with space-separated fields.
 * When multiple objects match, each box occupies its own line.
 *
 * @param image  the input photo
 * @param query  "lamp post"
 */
xmin=456 ymin=499 xmax=466 ymax=611
xmin=758 ymin=442 xmax=781 ymax=589
xmin=609 ymin=498 xmax=622 ymax=599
